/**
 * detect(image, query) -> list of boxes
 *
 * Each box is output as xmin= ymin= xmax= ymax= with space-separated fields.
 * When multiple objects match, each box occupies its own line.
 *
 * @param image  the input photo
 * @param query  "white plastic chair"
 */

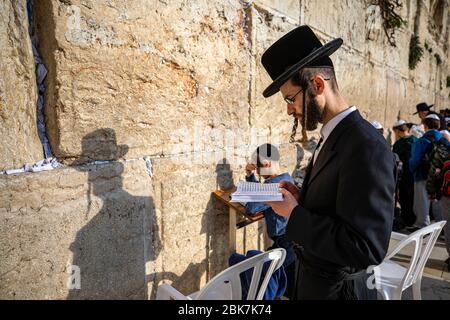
xmin=156 ymin=248 xmax=286 ymax=300
xmin=372 ymin=221 xmax=446 ymax=300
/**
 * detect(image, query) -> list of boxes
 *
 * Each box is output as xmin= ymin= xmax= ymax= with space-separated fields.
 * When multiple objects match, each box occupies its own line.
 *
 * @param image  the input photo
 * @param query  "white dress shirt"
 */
xmin=313 ymin=106 xmax=357 ymax=165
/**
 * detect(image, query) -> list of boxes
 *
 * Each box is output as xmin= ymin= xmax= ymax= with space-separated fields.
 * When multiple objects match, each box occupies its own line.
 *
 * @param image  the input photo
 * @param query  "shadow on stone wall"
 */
xmin=147 ymin=159 xmax=233 ymax=298
xmin=291 ymin=143 xmax=306 ymax=187
xmin=205 ymin=158 xmax=236 ymax=277
xmin=67 ymin=128 xmax=161 ymax=299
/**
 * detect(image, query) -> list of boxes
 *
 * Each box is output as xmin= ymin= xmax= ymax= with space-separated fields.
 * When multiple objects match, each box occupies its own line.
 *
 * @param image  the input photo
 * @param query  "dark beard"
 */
xmin=304 ymin=91 xmax=323 ymax=131
xmin=289 ymin=90 xmax=324 ymax=143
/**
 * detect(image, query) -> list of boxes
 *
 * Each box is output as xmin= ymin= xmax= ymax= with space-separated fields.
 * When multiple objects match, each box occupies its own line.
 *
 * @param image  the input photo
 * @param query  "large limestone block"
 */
xmin=383 ymin=28 xmax=410 ymax=76
xmin=251 ymin=5 xmax=298 ymax=144
xmin=0 ymin=0 xmax=43 ymax=170
xmin=334 ymin=49 xmax=388 ymax=123
xmin=0 ymin=160 xmax=159 ymax=299
xmin=402 ymin=80 xmax=437 ymax=123
xmin=254 ymin=0 xmax=300 ymax=22
xmin=386 ymin=70 xmax=409 ymax=121
xmin=150 ymin=158 xmax=236 ymax=278
xmin=34 ymin=0 xmax=251 ymax=162
xmin=410 ymin=49 xmax=438 ymax=89
xmin=435 ymin=64 xmax=450 ymax=109
xmin=365 ymin=3 xmax=387 ymax=64
xmin=304 ymin=0 xmax=366 ymax=50
xmin=365 ymin=0 xmax=409 ymax=68
xmin=154 ymin=232 xmax=210 ymax=295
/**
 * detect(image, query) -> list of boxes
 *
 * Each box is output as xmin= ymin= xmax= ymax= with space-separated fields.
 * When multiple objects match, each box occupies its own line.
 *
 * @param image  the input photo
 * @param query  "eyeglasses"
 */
xmin=284 ymin=88 xmax=303 ymax=105
xmin=283 ymin=78 xmax=331 ymax=105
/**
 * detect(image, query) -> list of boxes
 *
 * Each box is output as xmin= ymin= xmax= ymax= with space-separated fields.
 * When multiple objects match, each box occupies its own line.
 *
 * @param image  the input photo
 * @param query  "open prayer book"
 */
xmin=230 ymin=182 xmax=283 ymax=203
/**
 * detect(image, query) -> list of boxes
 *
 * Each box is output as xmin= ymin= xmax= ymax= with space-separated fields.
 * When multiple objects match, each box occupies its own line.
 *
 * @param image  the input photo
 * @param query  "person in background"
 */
xmin=392 ymin=120 xmax=417 ymax=227
xmin=410 ymin=102 xmax=434 ymax=138
xmin=245 ymin=143 xmax=293 ymax=243
xmin=244 ymin=143 xmax=297 ymax=296
xmin=371 ymin=121 xmax=384 ymax=136
xmin=425 ymin=124 xmax=450 ymax=272
xmin=409 ymin=114 xmax=444 ymax=231
xmin=427 ymin=110 xmax=447 ymax=133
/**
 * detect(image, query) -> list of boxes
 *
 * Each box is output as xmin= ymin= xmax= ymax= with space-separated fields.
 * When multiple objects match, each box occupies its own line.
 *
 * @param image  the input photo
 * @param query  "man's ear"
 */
xmin=265 ymin=161 xmax=272 ymax=168
xmin=312 ymin=75 xmax=325 ymax=95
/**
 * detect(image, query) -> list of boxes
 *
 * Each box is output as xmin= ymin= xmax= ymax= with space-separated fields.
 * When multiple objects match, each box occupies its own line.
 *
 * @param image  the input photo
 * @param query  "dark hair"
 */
xmin=291 ymin=67 xmax=338 ymax=92
xmin=393 ymin=124 xmax=409 ymax=132
xmin=423 ymin=118 xmax=440 ymax=130
xmin=425 ymin=111 xmax=446 ymax=130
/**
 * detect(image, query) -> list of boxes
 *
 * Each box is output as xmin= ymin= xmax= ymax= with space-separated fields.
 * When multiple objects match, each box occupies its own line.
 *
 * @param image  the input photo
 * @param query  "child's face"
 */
xmin=256 ymin=161 xmax=271 ymax=176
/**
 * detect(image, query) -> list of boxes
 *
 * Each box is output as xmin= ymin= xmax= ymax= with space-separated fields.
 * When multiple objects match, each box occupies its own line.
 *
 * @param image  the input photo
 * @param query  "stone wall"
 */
xmin=33 ymin=0 xmax=254 ymax=161
xmin=0 ymin=0 xmax=43 ymax=170
xmin=0 ymin=0 xmax=448 ymax=299
xmin=300 ymin=0 xmax=449 ymax=142
xmin=0 ymin=160 xmax=154 ymax=299
xmin=0 ymin=148 xmax=298 ymax=299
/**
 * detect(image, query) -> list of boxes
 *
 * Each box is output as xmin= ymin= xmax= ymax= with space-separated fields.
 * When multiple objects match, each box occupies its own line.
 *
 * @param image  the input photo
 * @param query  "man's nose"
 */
xmin=287 ymin=104 xmax=294 ymax=115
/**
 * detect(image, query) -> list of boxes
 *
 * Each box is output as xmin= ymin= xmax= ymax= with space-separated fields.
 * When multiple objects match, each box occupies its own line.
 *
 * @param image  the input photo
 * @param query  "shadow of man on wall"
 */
xmin=147 ymin=158 xmax=235 ymax=298
xmin=204 ymin=158 xmax=236 ymax=278
xmin=67 ymin=128 xmax=160 ymax=299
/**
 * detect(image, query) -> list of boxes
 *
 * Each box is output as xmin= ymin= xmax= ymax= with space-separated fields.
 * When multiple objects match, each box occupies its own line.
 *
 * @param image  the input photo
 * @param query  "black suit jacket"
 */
xmin=287 ymin=110 xmax=396 ymax=271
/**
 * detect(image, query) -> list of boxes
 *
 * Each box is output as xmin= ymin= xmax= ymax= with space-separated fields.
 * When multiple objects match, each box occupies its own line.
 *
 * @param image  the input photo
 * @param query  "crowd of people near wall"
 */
xmin=373 ymin=103 xmax=450 ymax=272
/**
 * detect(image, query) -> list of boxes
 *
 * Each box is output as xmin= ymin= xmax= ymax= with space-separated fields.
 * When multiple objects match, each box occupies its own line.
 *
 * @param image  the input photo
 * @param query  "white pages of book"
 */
xmin=230 ymin=182 xmax=282 ymax=202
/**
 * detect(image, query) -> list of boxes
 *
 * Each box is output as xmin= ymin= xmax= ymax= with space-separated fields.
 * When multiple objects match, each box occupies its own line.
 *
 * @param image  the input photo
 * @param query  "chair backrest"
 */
xmin=194 ymin=248 xmax=286 ymax=300
xmin=388 ymin=221 xmax=446 ymax=290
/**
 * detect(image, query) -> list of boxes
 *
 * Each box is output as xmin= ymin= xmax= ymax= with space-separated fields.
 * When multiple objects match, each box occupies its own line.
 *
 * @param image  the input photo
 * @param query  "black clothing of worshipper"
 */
xmin=393 ymin=134 xmax=418 ymax=226
xmin=413 ymin=102 xmax=434 ymax=115
xmin=289 ymin=111 xmax=396 ymax=299
xmin=261 ymin=25 xmax=396 ymax=300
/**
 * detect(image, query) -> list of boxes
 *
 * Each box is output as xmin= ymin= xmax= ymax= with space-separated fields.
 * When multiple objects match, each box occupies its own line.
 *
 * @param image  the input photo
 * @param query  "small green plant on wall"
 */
xmin=378 ymin=0 xmax=407 ymax=46
xmin=409 ymin=35 xmax=424 ymax=70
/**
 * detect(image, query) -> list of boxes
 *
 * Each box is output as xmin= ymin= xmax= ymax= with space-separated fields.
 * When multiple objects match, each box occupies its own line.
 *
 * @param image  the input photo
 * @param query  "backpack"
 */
xmin=426 ymin=138 xmax=450 ymax=198
xmin=419 ymin=135 xmax=437 ymax=178
xmin=442 ymin=160 xmax=450 ymax=197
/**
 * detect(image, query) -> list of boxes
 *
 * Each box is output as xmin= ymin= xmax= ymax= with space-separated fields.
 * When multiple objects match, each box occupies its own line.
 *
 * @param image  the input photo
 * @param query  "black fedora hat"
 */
xmin=261 ymin=25 xmax=343 ymax=98
xmin=413 ymin=102 xmax=434 ymax=115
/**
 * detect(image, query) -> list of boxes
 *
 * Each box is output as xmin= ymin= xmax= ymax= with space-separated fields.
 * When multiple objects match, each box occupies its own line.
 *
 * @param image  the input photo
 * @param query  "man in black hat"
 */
xmin=413 ymin=102 xmax=434 ymax=118
xmin=262 ymin=26 xmax=397 ymax=299
xmin=410 ymin=102 xmax=434 ymax=138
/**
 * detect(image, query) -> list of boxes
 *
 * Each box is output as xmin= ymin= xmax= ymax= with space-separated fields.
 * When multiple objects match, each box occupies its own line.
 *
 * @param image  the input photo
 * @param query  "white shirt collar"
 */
xmin=320 ymin=106 xmax=357 ymax=141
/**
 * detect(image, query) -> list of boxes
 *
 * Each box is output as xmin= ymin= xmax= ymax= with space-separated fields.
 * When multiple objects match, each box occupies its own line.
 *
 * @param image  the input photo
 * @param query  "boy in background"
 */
xmin=245 ymin=143 xmax=293 ymax=242
xmin=243 ymin=143 xmax=297 ymax=297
